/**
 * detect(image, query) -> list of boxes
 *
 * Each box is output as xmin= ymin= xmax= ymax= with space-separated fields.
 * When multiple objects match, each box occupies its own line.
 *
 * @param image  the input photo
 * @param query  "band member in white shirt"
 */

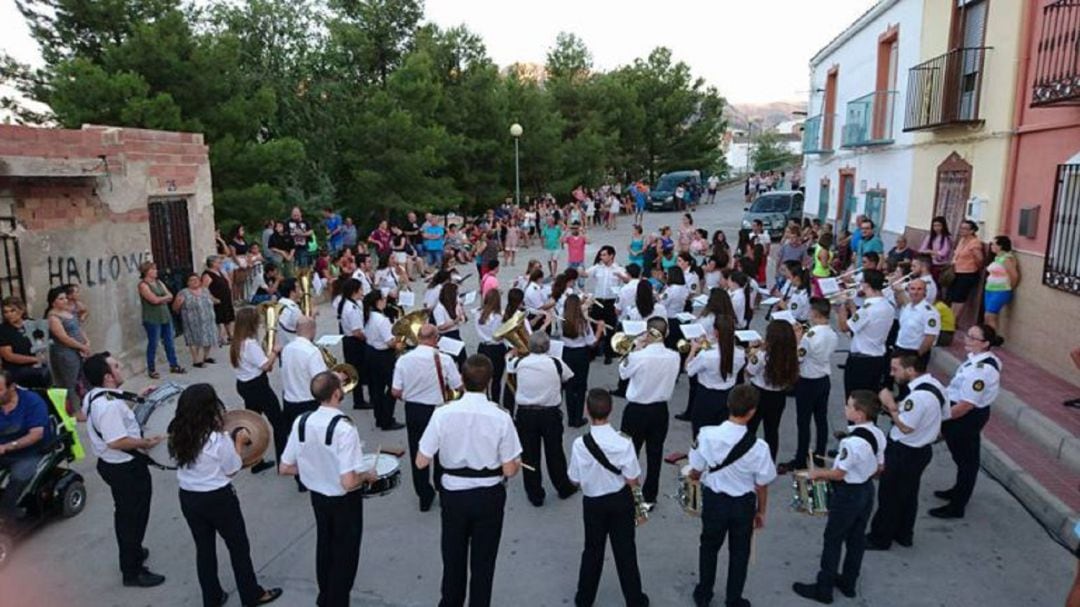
xmin=523 ymin=268 xmax=550 ymax=329
xmin=911 ymin=253 xmax=939 ymax=306
xmin=676 ymin=288 xmax=737 ymax=423
xmin=689 ymin=385 xmax=776 ymax=607
xmin=392 ymin=324 xmax=464 ymax=511
xmin=425 ymin=270 xmax=452 ymax=310
xmin=168 ymin=384 xmax=283 ymax=607
xmin=567 ymin=389 xmax=649 ymax=607
xmin=662 ymin=266 xmax=690 ymax=322
xmin=336 ymin=278 xmax=368 ymax=410
xmin=276 ymin=278 xmax=302 ymax=347
xmin=678 ymin=253 xmax=701 ymax=296
xmin=280 ymin=371 xmax=377 ymax=607
xmin=417 ymin=355 xmax=522 ymax=607
xmin=561 ymin=293 xmax=604 ymax=428
xmin=782 ymin=298 xmax=839 ymax=473
xmin=81 ymin=353 xmax=166 ymax=587
xmin=433 ymin=282 xmax=469 ymax=367
xmin=773 ymin=261 xmax=811 ymax=323
xmin=616 ymin=264 xmax=643 ymax=321
xmin=891 ymin=278 xmax=941 ymax=369
xmin=685 ymin=314 xmax=744 ymax=439
xmin=866 ymin=351 xmax=944 ymax=551
xmin=618 ymin=317 xmax=680 ymax=508
xmin=508 ymin=332 xmax=578 ymax=506
xmin=351 ymin=253 xmax=375 ymax=296
xmin=230 ymin=307 xmax=284 ymax=474
xmin=362 ymin=290 xmax=403 ymax=430
xmin=280 ymin=316 xmax=329 ymax=491
xmin=744 ymin=320 xmax=800 ymax=461
xmin=623 ymin=281 xmax=664 ymax=322
xmin=837 ymin=270 xmax=893 ymax=398
xmin=474 ymin=289 xmax=507 ymax=404
xmin=580 ymin=245 xmax=627 ymax=363
xmin=723 ymin=269 xmax=754 ymax=330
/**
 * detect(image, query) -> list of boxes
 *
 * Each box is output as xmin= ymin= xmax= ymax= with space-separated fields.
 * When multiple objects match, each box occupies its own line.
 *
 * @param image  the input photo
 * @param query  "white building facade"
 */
xmin=802 ymin=0 xmax=924 ymax=243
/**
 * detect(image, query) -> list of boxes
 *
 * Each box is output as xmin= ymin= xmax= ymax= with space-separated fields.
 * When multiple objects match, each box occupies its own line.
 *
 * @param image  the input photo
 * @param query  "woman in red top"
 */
xmin=367 ymin=220 xmax=393 ymax=257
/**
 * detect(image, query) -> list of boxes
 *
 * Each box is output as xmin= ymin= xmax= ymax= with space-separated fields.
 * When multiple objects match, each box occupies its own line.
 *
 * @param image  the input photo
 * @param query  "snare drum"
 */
xmin=356 ymin=454 xmax=401 ymax=498
xmin=676 ymin=464 xmax=702 ymax=516
xmin=791 ymin=471 xmax=831 ymax=516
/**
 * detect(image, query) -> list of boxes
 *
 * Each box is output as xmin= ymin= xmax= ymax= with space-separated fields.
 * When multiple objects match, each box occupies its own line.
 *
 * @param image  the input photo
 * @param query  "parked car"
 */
xmin=741 ymin=190 xmax=805 ymax=240
xmin=648 ymin=170 xmax=702 ymax=211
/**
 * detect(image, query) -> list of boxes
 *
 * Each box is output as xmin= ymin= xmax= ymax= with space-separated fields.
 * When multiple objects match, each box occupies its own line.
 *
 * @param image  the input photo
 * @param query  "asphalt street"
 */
xmin=0 ymin=184 xmax=1073 ymax=607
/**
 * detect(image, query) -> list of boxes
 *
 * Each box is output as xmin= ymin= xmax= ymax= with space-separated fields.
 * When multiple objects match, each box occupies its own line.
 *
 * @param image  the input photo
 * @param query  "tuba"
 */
xmin=297 ymin=268 xmax=314 ymax=317
xmin=494 ymin=311 xmax=531 ymax=393
xmin=391 ymin=309 xmax=429 ymax=352
xmin=222 ymin=409 xmax=272 ymax=468
xmin=257 ymin=301 xmax=285 ymax=355
xmin=318 ymin=345 xmax=360 ymax=394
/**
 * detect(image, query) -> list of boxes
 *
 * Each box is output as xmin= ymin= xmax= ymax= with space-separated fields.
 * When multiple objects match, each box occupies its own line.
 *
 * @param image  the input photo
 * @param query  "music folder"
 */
xmin=437 ymin=336 xmax=465 ymax=356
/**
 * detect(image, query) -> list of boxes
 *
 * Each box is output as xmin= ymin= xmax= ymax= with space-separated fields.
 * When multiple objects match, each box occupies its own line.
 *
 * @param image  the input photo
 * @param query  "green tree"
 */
xmin=752 ymin=131 xmax=798 ymax=172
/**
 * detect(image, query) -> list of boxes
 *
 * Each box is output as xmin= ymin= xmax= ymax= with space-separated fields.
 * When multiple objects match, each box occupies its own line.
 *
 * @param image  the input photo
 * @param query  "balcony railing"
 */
xmin=903 ymin=47 xmax=991 ymax=131
xmin=802 ymin=114 xmax=835 ymax=154
xmin=1032 ymin=0 xmax=1080 ymax=106
xmin=841 ymin=90 xmax=897 ymax=147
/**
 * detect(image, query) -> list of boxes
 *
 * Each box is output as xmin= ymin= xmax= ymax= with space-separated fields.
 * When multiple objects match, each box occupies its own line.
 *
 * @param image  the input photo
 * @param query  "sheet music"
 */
xmin=397 ymin=291 xmax=415 ymax=307
xmin=315 ymin=335 xmax=344 ymax=347
xmin=547 ymin=339 xmax=565 ymax=359
xmin=771 ymin=310 xmax=798 ymax=325
xmin=437 ymin=336 xmax=465 ymax=356
xmin=679 ymin=323 xmax=706 ymax=340
xmin=760 ymin=296 xmax=781 ymax=306
xmin=818 ymin=277 xmax=841 ymax=296
xmin=621 ymin=320 xmax=647 ymax=336
xmin=676 ymin=312 xmax=696 ymax=323
xmin=735 ymin=330 xmax=763 ymax=343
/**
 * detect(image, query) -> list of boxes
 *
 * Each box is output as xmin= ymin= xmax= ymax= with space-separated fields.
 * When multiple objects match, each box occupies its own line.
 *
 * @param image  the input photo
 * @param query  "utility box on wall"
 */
xmin=1018 ymin=205 xmax=1039 ymax=238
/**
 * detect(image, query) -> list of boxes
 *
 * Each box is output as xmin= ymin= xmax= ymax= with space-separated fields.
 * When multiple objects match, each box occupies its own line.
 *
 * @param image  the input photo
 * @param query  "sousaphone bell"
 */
xmin=494 ymin=311 xmax=531 ymax=393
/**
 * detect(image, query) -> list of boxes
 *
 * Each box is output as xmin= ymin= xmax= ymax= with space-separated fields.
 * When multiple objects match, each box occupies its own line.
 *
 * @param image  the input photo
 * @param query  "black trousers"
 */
xmin=501 ymin=383 xmax=516 ymax=418
xmin=283 ymin=399 xmax=319 ymax=489
xmin=815 ymin=482 xmax=873 ymax=596
xmin=694 ymin=490 xmax=756 ymax=606
xmin=310 ymin=490 xmax=364 ymax=607
xmin=179 ymin=486 xmax=263 ymax=607
xmin=406 ymin=402 xmax=442 ymax=504
xmin=342 ymin=335 xmax=368 ymax=407
xmin=477 ymin=343 xmax=507 ymax=405
xmin=941 ymin=406 xmax=991 ymax=511
xmin=575 ymin=486 xmax=647 ymax=607
xmin=868 ymin=440 xmax=932 ymax=547
xmin=621 ymin=402 xmax=669 ymax=503
xmin=682 ymin=375 xmax=699 ymax=417
xmin=516 ymin=407 xmax=574 ymax=501
xmin=563 ymin=346 xmax=590 ymax=426
xmin=596 ymin=299 xmax=618 ymax=361
xmin=7 ymin=365 xmax=51 ymax=389
xmin=747 ymin=387 xmax=786 ymax=460
xmin=792 ymin=376 xmax=831 ymax=468
xmin=843 ymin=353 xmax=886 ymax=399
xmin=366 ymin=347 xmax=397 ymax=428
xmin=691 ymin=385 xmax=731 ymax=440
xmin=439 ymin=484 xmax=507 ymax=607
xmin=236 ymin=373 xmax=287 ymax=464
xmin=97 ymin=458 xmax=152 ymax=578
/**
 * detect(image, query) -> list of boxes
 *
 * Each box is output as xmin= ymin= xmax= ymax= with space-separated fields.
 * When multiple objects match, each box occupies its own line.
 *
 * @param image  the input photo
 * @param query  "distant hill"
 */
xmin=727 ymin=101 xmax=807 ymax=131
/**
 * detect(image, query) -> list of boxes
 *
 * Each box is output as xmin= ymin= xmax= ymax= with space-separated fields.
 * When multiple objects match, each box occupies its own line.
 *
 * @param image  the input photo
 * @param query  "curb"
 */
xmin=930 ymin=349 xmax=1080 ymax=475
xmin=981 ymin=439 xmax=1079 ymax=552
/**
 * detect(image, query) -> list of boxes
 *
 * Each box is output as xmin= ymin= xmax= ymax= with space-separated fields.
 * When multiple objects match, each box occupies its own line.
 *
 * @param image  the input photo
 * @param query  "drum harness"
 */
xmin=705 ymin=430 xmax=757 ymax=476
xmin=85 ymin=389 xmax=177 ymax=471
xmin=582 ymin=433 xmax=621 ymax=477
xmin=297 ymin=410 xmax=352 ymax=446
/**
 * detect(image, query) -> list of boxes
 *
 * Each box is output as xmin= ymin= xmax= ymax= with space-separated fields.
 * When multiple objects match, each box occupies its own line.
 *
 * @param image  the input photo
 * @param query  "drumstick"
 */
xmin=750 ymin=530 xmax=758 ymax=566
xmin=521 ymin=462 xmax=537 ymax=472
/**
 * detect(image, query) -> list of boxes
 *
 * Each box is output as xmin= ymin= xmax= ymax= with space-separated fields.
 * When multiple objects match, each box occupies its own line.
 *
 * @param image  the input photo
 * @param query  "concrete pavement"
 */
xmin=0 ymin=184 xmax=1073 ymax=606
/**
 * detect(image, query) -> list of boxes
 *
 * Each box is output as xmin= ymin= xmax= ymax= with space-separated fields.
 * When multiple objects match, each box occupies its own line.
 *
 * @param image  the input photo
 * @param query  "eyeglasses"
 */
xmin=965 ymin=333 xmax=987 ymax=342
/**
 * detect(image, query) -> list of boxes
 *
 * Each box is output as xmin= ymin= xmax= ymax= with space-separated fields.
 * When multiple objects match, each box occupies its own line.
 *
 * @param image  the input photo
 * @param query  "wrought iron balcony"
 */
xmin=1032 ymin=0 xmax=1080 ymax=106
xmin=801 ymin=114 xmax=835 ymax=154
xmin=841 ymin=90 xmax=897 ymax=147
xmin=903 ymin=47 xmax=991 ymax=131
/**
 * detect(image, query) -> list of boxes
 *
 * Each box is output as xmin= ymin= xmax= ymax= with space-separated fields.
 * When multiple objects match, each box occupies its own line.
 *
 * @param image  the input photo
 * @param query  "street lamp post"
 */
xmin=510 ymin=123 xmax=523 ymax=206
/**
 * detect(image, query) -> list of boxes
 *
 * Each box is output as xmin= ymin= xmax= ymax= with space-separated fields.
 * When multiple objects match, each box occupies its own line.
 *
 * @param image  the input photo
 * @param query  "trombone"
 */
xmin=610 ymin=327 xmax=664 ymax=364
xmin=676 ymin=337 xmax=715 ymax=354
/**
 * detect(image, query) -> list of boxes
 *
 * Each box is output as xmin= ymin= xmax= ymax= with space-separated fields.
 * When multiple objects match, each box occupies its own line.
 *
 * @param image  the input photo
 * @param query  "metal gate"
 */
xmin=147 ymin=198 xmax=194 ymax=300
xmin=0 ymin=210 xmax=25 ymax=302
xmin=1044 ymin=163 xmax=1080 ymax=296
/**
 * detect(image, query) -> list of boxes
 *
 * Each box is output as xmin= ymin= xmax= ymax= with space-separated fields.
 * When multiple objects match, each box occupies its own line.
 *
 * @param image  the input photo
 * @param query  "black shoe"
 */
xmin=604 ymin=357 xmax=613 ymax=365
xmin=217 ymin=590 xmax=229 ymax=606
xmin=204 ymin=357 xmax=216 ymax=364
xmin=834 ymin=577 xmax=856 ymax=599
xmin=569 ymin=418 xmax=587 ymax=428
xmin=826 ymin=448 xmax=839 ymax=458
xmin=139 ymin=547 xmax=149 ymax=565
xmin=864 ymin=535 xmax=889 ymax=551
xmin=250 ymin=587 xmax=283 ymax=606
xmin=558 ymin=486 xmax=579 ymax=500
xmin=380 ymin=421 xmax=406 ymax=431
xmin=933 ymin=488 xmax=956 ymax=500
xmin=297 ymin=482 xmax=308 ymax=493
xmin=725 ymin=598 xmax=751 ymax=607
xmin=528 ymin=496 xmax=545 ymax=507
xmin=779 ymin=459 xmax=803 ymax=474
xmin=420 ymin=496 xmax=434 ymax=512
xmin=353 ymin=402 xmax=373 ymax=410
xmin=894 ymin=537 xmax=913 ymax=548
xmin=674 ymin=412 xmax=691 ymax=421
xmin=792 ymin=582 xmax=832 ymax=604
xmin=123 ymin=570 xmax=166 ymax=588
xmin=251 ymin=460 xmax=275 ymax=474
xmin=928 ymin=505 xmax=964 ymax=519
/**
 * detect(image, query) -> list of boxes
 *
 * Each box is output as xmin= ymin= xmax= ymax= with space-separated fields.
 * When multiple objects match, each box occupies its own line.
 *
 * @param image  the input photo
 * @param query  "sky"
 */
xmin=1 ymin=0 xmax=877 ymax=106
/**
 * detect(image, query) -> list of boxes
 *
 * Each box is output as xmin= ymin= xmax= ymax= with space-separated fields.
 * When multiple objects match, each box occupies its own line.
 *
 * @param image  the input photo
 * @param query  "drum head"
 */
xmin=139 ymin=390 xmax=181 ymax=468
xmin=361 ymin=453 xmax=400 ymax=476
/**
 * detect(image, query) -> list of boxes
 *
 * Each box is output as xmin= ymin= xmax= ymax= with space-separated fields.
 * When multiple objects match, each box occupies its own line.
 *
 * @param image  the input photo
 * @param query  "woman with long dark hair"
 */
xmin=675 ymin=288 xmax=738 ymax=423
xmin=560 ymin=293 xmax=602 ymax=428
xmin=433 ymin=281 xmax=468 ymax=367
xmin=474 ymin=288 xmax=507 ymax=404
xmin=918 ymin=216 xmax=953 ymax=281
xmin=363 ymin=290 xmax=401 ymax=430
xmin=168 ymin=384 xmax=282 ymax=607
xmin=775 ymin=260 xmax=811 ymax=323
xmin=625 ymin=280 xmax=662 ymax=321
xmin=685 ymin=314 xmax=744 ymax=438
xmin=337 ymin=278 xmax=368 ymax=410
xmin=424 ymin=269 xmax=452 ymax=310
xmin=230 ymin=307 xmax=283 ymax=474
xmin=0 ymin=296 xmax=51 ymax=389
xmin=724 ymin=269 xmax=753 ymax=330
xmin=745 ymin=320 xmax=800 ymax=459
xmin=202 ymin=255 xmax=235 ymax=347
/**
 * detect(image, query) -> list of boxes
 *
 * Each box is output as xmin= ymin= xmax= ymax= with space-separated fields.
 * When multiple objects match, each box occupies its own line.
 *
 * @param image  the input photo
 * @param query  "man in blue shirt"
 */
xmin=422 ymin=213 xmax=446 ymax=268
xmin=856 ymin=218 xmax=883 ymax=269
xmin=850 ymin=214 xmax=866 ymax=256
xmin=323 ymin=207 xmax=344 ymax=253
xmin=0 ymin=370 xmax=53 ymax=517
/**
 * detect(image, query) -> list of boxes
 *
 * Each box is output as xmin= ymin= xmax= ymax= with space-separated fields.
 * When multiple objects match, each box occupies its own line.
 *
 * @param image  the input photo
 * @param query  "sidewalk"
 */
xmin=930 ymin=341 xmax=1080 ymax=551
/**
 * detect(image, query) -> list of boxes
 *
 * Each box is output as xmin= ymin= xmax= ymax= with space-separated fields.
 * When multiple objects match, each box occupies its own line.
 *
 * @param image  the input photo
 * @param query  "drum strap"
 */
xmin=582 ymin=433 xmax=622 ymax=476
xmin=86 ymin=390 xmax=176 ymax=471
xmin=912 ymin=383 xmax=946 ymax=411
xmin=707 ymin=430 xmax=756 ymax=473
xmin=849 ymin=427 xmax=879 ymax=456
xmin=978 ymin=357 xmax=1000 ymax=372
xmin=298 ymin=412 xmax=352 ymax=446
xmin=434 ymin=351 xmax=448 ymax=401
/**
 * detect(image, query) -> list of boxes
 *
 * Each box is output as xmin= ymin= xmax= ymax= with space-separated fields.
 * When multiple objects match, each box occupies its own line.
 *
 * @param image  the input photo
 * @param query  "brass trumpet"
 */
xmin=318 ymin=345 xmax=360 ymax=393
xmin=297 ymin=268 xmax=314 ymax=317
xmin=676 ymin=338 xmax=715 ymax=354
xmin=257 ymin=301 xmax=284 ymax=355
xmin=611 ymin=327 xmax=664 ymax=364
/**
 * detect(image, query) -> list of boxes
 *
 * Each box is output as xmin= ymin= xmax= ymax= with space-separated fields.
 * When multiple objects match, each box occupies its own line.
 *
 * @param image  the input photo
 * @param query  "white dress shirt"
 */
xmin=663 ymin=284 xmax=690 ymax=318
xmin=281 ymin=337 xmax=328 ymax=403
xmin=561 ymin=323 xmax=596 ymax=348
xmin=623 ymin=305 xmax=665 ymax=322
xmin=686 ymin=345 xmax=745 ymax=391
xmin=509 ymin=353 xmax=573 ymax=407
xmin=798 ymin=325 xmax=838 ymax=380
xmin=375 ymin=268 xmax=399 ymax=296
xmin=946 ymin=352 xmax=1001 ymax=410
xmin=896 ymin=301 xmax=941 ymax=351
xmin=617 ymin=279 xmax=640 ymax=318
xmin=83 ymin=388 xmax=141 ymax=464
xmin=786 ymin=288 xmax=810 ymax=322
xmin=848 ymin=296 xmax=894 ymax=356
xmin=277 ymin=298 xmax=302 ymax=345
xmin=177 ymin=431 xmax=242 ymax=492
xmin=685 ymin=271 xmax=700 ymax=295
xmin=524 ymin=282 xmax=547 ymax=314
xmin=690 ymin=421 xmax=776 ymax=495
xmin=834 ymin=422 xmax=886 ymax=484
xmin=364 ymin=310 xmax=394 ymax=350
xmin=619 ymin=343 xmax=680 ymax=403
xmin=920 ymin=274 xmax=938 ymax=306
xmin=729 ymin=288 xmax=748 ymax=329
xmin=352 ymin=269 xmax=374 ymax=295
xmin=418 ymin=392 xmax=522 ymax=491
xmin=474 ymin=312 xmax=502 ymax=344
xmin=587 ymin=263 xmax=625 ymax=299
xmin=704 ymin=271 xmax=722 ymax=291
xmin=339 ymin=299 xmax=364 ymax=336
xmin=280 ymin=406 xmax=368 ymax=497
xmin=433 ymin=302 xmax=463 ymax=333
xmin=392 ymin=344 xmax=463 ymax=405
xmin=567 ymin=424 xmax=641 ymax=497
xmin=424 ymin=283 xmax=443 ymax=310
xmin=891 ymin=374 xmax=944 ymax=447
xmin=235 ymin=338 xmax=268 ymax=383
xmin=745 ymin=350 xmax=790 ymax=392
